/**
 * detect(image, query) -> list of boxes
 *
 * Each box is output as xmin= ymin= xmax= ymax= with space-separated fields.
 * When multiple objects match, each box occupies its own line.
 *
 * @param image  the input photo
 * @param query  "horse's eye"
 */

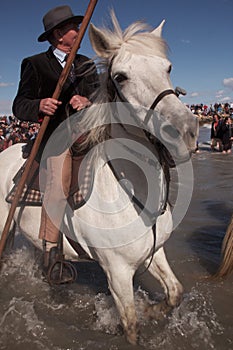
xmin=168 ymin=65 xmax=172 ymax=73
xmin=113 ymin=73 xmax=128 ymax=84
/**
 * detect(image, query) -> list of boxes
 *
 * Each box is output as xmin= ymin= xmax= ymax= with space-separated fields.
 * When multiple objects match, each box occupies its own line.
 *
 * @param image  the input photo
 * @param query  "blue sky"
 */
xmin=0 ymin=0 xmax=233 ymax=115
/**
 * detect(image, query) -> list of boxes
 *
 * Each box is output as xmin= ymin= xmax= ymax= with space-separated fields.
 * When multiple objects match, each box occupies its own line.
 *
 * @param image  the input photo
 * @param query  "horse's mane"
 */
xmin=76 ymin=11 xmax=169 ymax=150
xmin=98 ymin=10 xmax=168 ymax=59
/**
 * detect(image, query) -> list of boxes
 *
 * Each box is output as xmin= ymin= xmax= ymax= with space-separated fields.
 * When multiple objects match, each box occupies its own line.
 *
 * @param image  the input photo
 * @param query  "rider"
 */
xmin=12 ymin=5 xmax=99 ymax=282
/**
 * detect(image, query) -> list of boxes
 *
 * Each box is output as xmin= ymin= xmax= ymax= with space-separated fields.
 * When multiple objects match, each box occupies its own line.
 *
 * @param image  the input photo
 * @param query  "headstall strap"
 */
xmin=109 ymin=63 xmax=176 ymax=127
xmin=143 ymin=89 xmax=176 ymax=126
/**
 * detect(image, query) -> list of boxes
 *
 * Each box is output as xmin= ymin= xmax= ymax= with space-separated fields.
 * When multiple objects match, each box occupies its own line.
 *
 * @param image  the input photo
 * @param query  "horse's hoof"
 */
xmin=144 ymin=299 xmax=172 ymax=320
xmin=125 ymin=331 xmax=138 ymax=345
xmin=125 ymin=323 xmax=139 ymax=345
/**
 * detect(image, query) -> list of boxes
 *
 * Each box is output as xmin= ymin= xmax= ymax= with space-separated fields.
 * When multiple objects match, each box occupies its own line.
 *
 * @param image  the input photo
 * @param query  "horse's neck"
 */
xmin=111 ymin=122 xmax=147 ymax=141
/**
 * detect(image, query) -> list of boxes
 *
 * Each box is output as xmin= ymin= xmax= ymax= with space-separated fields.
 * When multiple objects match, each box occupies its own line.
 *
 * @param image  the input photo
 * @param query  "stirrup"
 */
xmin=46 ymin=256 xmax=77 ymax=285
xmin=43 ymin=233 xmax=77 ymax=285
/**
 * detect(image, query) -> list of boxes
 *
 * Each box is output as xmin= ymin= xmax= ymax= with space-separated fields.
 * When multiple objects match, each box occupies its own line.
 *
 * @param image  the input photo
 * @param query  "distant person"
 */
xmin=210 ymin=113 xmax=223 ymax=151
xmin=0 ymin=128 xmax=7 ymax=152
xmin=221 ymin=117 xmax=233 ymax=154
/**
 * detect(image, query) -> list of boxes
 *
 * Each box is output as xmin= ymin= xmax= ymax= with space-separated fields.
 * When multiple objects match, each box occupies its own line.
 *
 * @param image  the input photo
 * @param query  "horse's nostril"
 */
xmin=162 ymin=124 xmax=180 ymax=140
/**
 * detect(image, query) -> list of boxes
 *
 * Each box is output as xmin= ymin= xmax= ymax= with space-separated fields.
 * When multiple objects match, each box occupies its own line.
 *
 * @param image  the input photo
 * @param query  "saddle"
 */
xmin=5 ymin=154 xmax=93 ymax=210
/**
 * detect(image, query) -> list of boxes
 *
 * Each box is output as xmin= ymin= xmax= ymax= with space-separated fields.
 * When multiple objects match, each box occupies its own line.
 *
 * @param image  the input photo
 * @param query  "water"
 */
xmin=0 ymin=125 xmax=233 ymax=350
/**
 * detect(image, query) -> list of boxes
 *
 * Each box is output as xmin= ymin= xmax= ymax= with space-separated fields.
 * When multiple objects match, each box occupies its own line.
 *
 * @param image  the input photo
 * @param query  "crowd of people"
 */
xmin=0 ymin=115 xmax=39 ymax=153
xmin=210 ymin=113 xmax=233 ymax=154
xmin=187 ymin=102 xmax=233 ymax=117
xmin=185 ymin=102 xmax=233 ymax=154
xmin=1 ymin=102 xmax=233 ymax=154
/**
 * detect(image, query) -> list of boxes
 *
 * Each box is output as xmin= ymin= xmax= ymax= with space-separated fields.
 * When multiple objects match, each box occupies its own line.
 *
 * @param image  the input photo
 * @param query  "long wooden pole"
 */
xmin=0 ymin=0 xmax=98 ymax=260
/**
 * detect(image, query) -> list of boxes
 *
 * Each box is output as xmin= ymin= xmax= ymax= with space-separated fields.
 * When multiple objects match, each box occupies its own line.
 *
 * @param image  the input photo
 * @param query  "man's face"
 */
xmin=55 ymin=22 xmax=79 ymax=53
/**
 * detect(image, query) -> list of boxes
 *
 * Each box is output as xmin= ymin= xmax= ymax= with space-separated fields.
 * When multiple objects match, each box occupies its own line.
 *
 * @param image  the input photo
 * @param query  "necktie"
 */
xmin=65 ymin=55 xmax=79 ymax=93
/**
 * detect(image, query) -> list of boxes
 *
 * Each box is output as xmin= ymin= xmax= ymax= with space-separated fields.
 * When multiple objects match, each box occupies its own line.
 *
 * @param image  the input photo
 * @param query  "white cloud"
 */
xmin=215 ymin=90 xmax=232 ymax=102
xmin=181 ymin=39 xmax=190 ymax=44
xmin=223 ymin=77 xmax=233 ymax=90
xmin=0 ymin=82 xmax=14 ymax=87
xmin=190 ymin=92 xmax=199 ymax=97
xmin=216 ymin=92 xmax=223 ymax=99
xmin=216 ymin=89 xmax=224 ymax=95
xmin=221 ymin=96 xmax=231 ymax=102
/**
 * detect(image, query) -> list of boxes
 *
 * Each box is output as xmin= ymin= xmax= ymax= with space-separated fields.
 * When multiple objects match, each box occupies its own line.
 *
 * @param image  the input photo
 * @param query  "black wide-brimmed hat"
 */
xmin=38 ymin=5 xmax=83 ymax=42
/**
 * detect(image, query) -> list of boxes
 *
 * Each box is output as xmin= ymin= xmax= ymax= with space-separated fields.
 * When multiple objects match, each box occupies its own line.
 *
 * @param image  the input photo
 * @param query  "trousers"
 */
xmin=39 ymin=148 xmax=72 ymax=243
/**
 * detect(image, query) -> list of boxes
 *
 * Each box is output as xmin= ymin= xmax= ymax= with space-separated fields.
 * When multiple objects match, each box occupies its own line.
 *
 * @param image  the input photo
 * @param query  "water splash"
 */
xmin=93 ymin=287 xmax=224 ymax=349
xmin=0 ymin=246 xmax=229 ymax=349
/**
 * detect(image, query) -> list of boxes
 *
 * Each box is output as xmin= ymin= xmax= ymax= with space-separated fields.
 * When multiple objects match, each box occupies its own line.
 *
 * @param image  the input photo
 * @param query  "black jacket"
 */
xmin=13 ymin=47 xmax=99 ymax=160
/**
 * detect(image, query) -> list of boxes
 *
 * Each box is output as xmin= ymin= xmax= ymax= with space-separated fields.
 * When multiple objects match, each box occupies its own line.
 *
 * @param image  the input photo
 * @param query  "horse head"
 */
xmin=89 ymin=11 xmax=198 ymax=164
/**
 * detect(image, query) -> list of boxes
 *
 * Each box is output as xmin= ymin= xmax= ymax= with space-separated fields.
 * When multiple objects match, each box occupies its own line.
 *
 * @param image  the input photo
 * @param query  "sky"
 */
xmin=0 ymin=0 xmax=233 ymax=116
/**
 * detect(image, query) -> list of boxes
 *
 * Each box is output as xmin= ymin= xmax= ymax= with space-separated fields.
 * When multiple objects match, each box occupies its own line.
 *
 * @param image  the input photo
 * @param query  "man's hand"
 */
xmin=69 ymin=95 xmax=91 ymax=111
xmin=39 ymin=98 xmax=62 ymax=116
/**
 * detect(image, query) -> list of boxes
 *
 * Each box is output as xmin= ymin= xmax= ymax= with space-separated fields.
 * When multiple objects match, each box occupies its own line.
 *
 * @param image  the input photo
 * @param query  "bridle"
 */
xmin=108 ymin=60 xmax=179 ymax=127
xmin=107 ymin=59 xmax=180 ymax=272
xmin=107 ymin=58 xmax=176 ymax=211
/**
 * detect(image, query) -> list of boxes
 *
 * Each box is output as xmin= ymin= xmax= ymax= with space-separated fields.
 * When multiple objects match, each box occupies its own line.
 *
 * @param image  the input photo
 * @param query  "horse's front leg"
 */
xmin=144 ymin=247 xmax=184 ymax=319
xmin=103 ymin=262 xmax=138 ymax=345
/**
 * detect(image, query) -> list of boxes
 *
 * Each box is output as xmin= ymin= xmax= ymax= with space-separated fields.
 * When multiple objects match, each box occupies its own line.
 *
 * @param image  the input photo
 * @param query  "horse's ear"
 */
xmin=151 ymin=19 xmax=165 ymax=37
xmin=89 ymin=23 xmax=111 ymax=58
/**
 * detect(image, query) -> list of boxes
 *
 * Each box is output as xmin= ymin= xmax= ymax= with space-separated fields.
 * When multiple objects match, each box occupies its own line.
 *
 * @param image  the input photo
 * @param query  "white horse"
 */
xmin=0 ymin=13 xmax=199 ymax=344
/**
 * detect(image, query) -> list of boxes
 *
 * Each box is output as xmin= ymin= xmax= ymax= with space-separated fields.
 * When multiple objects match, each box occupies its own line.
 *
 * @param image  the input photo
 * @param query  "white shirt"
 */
xmin=52 ymin=47 xmax=67 ymax=68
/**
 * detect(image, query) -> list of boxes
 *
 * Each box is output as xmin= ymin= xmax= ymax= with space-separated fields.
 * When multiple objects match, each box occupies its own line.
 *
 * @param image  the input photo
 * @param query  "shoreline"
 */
xmin=196 ymin=113 xmax=231 ymax=126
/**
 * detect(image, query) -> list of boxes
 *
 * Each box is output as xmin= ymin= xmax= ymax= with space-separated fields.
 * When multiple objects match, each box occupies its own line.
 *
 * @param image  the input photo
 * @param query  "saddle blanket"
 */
xmin=5 ymin=156 xmax=93 ymax=210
